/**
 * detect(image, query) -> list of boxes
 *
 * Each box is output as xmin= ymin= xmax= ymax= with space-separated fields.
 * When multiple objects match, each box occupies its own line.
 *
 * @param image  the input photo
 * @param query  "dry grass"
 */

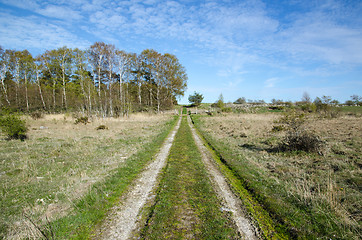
xmin=0 ymin=113 xmax=172 ymax=239
xmin=196 ymin=113 xmax=361 ymax=239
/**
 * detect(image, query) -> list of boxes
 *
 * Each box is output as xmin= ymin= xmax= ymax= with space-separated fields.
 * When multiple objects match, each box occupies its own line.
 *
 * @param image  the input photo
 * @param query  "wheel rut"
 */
xmin=93 ymin=116 xmax=182 ymax=240
xmin=94 ymin=114 xmax=259 ymax=239
xmin=187 ymin=116 xmax=259 ymax=240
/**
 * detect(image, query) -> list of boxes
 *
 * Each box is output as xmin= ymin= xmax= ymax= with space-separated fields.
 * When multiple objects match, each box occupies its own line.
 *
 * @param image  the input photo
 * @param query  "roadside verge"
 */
xmin=93 ymin=116 xmax=182 ymax=239
xmin=189 ymin=115 xmax=288 ymax=240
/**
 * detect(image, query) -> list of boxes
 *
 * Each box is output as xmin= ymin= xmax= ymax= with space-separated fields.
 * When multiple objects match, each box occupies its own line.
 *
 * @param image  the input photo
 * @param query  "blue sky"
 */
xmin=0 ymin=0 xmax=361 ymax=104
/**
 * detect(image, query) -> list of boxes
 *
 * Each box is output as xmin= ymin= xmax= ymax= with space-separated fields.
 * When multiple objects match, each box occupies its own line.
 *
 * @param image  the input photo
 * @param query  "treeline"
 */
xmin=233 ymin=94 xmax=362 ymax=106
xmin=0 ymin=42 xmax=187 ymax=116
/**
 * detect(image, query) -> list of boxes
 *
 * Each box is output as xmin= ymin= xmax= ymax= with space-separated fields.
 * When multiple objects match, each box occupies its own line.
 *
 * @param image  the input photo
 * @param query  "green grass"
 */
xmin=191 ymin=114 xmax=361 ymax=240
xmin=190 ymin=115 xmax=288 ymax=240
xmin=139 ymin=116 xmax=240 ymax=239
xmin=0 ymin=115 xmax=177 ymax=239
xmin=339 ymin=105 xmax=362 ymax=115
xmin=50 ymin=116 xmax=179 ymax=239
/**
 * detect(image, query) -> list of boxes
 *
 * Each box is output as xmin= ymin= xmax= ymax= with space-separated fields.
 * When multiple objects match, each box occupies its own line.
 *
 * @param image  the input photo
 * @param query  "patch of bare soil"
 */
xmin=93 ymin=116 xmax=181 ymax=240
xmin=187 ymin=116 xmax=259 ymax=240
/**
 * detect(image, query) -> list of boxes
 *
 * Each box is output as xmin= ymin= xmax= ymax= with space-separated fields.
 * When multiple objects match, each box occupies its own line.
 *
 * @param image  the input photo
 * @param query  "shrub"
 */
xmin=277 ymin=110 xmax=305 ymax=132
xmin=271 ymin=125 xmax=284 ymax=132
xmin=96 ymin=125 xmax=108 ymax=130
xmin=221 ymin=107 xmax=232 ymax=112
xmin=275 ymin=110 xmax=323 ymax=153
xmin=269 ymin=106 xmax=284 ymax=111
xmin=75 ymin=116 xmax=89 ymax=125
xmin=0 ymin=114 xmax=28 ymax=140
xmin=30 ymin=111 xmax=44 ymax=120
xmin=281 ymin=131 xmax=323 ymax=153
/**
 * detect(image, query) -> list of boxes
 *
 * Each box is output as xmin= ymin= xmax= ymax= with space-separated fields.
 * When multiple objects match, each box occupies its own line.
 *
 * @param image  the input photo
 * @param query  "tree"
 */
xmin=163 ymin=53 xmax=187 ymax=107
xmin=234 ymin=97 xmax=246 ymax=104
xmin=188 ymin=91 xmax=203 ymax=106
xmin=0 ymin=47 xmax=11 ymax=105
xmin=34 ymin=56 xmax=46 ymax=110
xmin=18 ymin=50 xmax=34 ymax=112
xmin=115 ymin=50 xmax=131 ymax=111
xmin=216 ymin=93 xmax=224 ymax=108
xmin=351 ymin=95 xmax=361 ymax=106
xmin=0 ymin=43 xmax=188 ymax=116
xmin=56 ymin=46 xmax=72 ymax=110
xmin=301 ymin=92 xmax=311 ymax=103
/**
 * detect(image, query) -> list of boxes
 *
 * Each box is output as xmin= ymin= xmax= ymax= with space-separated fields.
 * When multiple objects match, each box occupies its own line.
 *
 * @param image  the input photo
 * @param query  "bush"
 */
xmin=271 ymin=125 xmax=284 ymax=132
xmin=275 ymin=110 xmax=323 ymax=153
xmin=30 ymin=111 xmax=44 ymax=120
xmin=221 ymin=107 xmax=232 ymax=112
xmin=281 ymin=131 xmax=323 ymax=153
xmin=96 ymin=125 xmax=108 ymax=130
xmin=75 ymin=116 xmax=89 ymax=125
xmin=0 ymin=114 xmax=28 ymax=140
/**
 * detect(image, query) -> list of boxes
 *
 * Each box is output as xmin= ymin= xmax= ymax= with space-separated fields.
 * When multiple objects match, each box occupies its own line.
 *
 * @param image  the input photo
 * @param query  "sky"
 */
xmin=0 ymin=0 xmax=361 ymax=104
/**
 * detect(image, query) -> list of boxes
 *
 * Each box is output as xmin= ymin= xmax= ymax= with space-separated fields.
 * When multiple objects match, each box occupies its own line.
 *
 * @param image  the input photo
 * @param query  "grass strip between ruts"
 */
xmin=139 ymin=116 xmax=240 ymax=239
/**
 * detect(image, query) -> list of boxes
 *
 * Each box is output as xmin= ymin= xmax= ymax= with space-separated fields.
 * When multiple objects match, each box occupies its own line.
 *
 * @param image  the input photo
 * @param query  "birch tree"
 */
xmin=34 ymin=56 xmax=46 ymax=110
xmin=0 ymin=47 xmax=11 ymax=105
xmin=19 ymin=50 xmax=34 ymax=112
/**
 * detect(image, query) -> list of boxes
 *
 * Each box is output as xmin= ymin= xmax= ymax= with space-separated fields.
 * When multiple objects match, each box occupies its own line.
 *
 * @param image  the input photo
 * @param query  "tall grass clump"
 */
xmin=30 ymin=111 xmax=44 ymax=120
xmin=276 ymin=110 xmax=323 ymax=153
xmin=0 ymin=114 xmax=28 ymax=140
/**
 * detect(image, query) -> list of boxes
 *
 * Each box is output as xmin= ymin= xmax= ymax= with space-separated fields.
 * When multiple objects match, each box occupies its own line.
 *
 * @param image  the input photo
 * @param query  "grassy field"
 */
xmin=139 ymin=116 xmax=240 ymax=239
xmin=192 ymin=112 xmax=361 ymax=239
xmin=0 ymin=113 xmax=177 ymax=239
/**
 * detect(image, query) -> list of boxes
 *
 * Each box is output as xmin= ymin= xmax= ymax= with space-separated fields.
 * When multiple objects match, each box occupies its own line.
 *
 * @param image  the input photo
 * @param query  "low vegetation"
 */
xmin=0 ymin=113 xmax=176 ymax=239
xmin=139 ymin=116 xmax=239 ymax=239
xmin=275 ymin=110 xmax=324 ymax=153
xmin=192 ymin=109 xmax=361 ymax=239
xmin=0 ymin=113 xmax=28 ymax=140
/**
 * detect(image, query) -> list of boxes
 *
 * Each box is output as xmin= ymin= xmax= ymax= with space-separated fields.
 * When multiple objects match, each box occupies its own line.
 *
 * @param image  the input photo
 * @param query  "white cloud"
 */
xmin=264 ymin=78 xmax=279 ymax=88
xmin=36 ymin=5 xmax=83 ymax=20
xmin=0 ymin=0 xmax=40 ymax=10
xmin=1 ymin=0 xmax=361 ymax=75
xmin=0 ymin=12 xmax=90 ymax=53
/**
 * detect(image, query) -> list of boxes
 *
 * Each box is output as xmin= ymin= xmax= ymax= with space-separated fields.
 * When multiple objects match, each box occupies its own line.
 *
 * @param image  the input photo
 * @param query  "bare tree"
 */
xmin=34 ymin=56 xmax=46 ymax=110
xmin=0 ymin=48 xmax=11 ymax=105
xmin=302 ymin=92 xmax=311 ymax=103
xmin=116 ymin=50 xmax=132 ymax=113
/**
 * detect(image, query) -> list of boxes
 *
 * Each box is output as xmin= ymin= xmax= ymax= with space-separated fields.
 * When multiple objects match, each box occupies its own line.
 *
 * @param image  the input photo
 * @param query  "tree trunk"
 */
xmin=25 ymin=73 xmax=29 ymax=112
xmin=149 ymin=88 xmax=153 ymax=107
xmin=138 ymin=82 xmax=142 ymax=105
xmin=62 ymin=67 xmax=67 ymax=109
xmin=53 ymin=79 xmax=56 ymax=111
xmin=36 ymin=68 xmax=46 ymax=110
xmin=157 ymin=86 xmax=160 ymax=113
xmin=109 ymin=70 xmax=113 ymax=117
xmin=0 ymin=78 xmax=10 ymax=105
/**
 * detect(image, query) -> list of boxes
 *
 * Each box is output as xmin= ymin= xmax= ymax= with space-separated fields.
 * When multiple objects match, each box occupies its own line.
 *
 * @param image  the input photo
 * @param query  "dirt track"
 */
xmin=187 ymin=116 xmax=259 ymax=240
xmin=93 ymin=116 xmax=182 ymax=239
xmin=94 ymin=115 xmax=258 ymax=239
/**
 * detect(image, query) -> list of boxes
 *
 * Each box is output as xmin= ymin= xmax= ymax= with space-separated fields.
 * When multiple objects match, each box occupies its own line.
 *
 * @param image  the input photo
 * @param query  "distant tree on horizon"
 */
xmin=301 ymin=92 xmax=311 ymax=103
xmin=188 ymin=91 xmax=203 ymax=106
xmin=234 ymin=97 xmax=246 ymax=104
xmin=215 ymin=93 xmax=224 ymax=108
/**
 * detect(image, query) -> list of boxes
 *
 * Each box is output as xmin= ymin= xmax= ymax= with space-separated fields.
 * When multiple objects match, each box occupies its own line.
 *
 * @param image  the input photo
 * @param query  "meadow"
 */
xmin=1 ymin=106 xmax=360 ymax=239
xmin=191 ymin=108 xmax=361 ymax=239
xmin=0 ymin=113 xmax=175 ymax=239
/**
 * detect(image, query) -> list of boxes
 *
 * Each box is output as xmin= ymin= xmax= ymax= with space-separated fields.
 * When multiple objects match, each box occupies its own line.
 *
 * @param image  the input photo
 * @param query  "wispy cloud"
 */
xmin=264 ymin=77 xmax=279 ymax=88
xmin=1 ymin=0 xmax=361 ymax=79
xmin=36 ymin=4 xmax=83 ymax=21
xmin=0 ymin=12 xmax=90 ymax=54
